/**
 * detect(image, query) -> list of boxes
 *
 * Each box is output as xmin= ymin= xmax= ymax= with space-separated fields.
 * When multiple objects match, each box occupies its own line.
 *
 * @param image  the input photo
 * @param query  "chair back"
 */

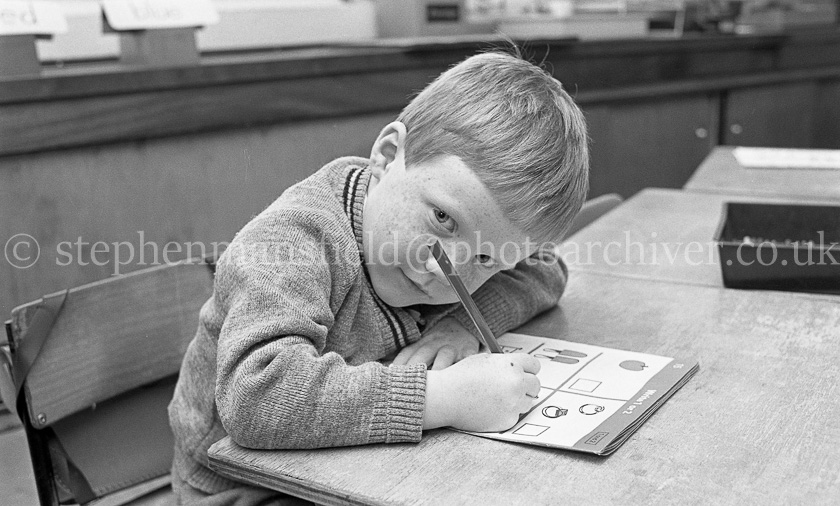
xmin=3 ymin=259 xmax=214 ymax=505
xmin=565 ymin=193 xmax=624 ymax=239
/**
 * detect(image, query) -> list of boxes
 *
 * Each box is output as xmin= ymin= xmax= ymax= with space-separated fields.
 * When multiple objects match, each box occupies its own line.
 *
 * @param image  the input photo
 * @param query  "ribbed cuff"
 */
xmin=369 ymin=363 xmax=426 ymax=444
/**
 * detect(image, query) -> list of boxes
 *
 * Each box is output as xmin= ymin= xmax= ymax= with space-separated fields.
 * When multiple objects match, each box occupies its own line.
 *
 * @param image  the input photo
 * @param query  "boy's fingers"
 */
xmin=431 ymin=346 xmax=456 ymax=370
xmin=524 ymin=374 xmax=541 ymax=398
xmin=391 ymin=344 xmax=417 ymax=366
xmin=508 ymin=353 xmax=541 ymax=374
xmin=390 ymin=351 xmax=408 ymax=366
xmin=406 ymin=346 xmax=439 ymax=367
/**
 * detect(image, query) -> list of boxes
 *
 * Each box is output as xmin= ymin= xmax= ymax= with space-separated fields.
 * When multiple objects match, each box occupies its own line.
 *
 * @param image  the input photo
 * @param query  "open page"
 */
xmin=462 ymin=333 xmax=699 ymax=455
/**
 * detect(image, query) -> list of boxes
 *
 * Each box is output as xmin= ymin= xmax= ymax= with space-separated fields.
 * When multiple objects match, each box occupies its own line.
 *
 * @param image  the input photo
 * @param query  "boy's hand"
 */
xmin=423 ymin=353 xmax=541 ymax=433
xmin=392 ymin=317 xmax=480 ymax=370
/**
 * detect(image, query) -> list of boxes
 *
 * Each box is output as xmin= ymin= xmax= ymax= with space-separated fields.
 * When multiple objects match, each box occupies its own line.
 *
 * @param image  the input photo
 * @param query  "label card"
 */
xmin=0 ymin=1 xmax=67 ymax=36
xmin=102 ymin=0 xmax=219 ymax=31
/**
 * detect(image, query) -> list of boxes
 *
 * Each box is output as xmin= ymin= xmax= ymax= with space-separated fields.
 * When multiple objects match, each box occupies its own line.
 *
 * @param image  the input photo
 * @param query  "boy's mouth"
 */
xmin=401 ymin=268 xmax=432 ymax=297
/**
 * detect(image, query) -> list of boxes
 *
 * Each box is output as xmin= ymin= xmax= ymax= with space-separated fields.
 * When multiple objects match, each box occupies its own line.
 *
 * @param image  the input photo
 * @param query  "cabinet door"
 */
xmin=814 ymin=78 xmax=840 ymax=149
xmin=583 ymin=94 xmax=717 ymax=198
xmin=723 ymin=81 xmax=818 ymax=148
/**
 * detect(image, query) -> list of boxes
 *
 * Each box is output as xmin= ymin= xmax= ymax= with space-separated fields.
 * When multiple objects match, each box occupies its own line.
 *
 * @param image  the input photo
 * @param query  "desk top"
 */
xmin=684 ymin=147 xmax=840 ymax=200
xmin=208 ymin=272 xmax=840 ymax=505
xmin=559 ymin=187 xmax=839 ymax=289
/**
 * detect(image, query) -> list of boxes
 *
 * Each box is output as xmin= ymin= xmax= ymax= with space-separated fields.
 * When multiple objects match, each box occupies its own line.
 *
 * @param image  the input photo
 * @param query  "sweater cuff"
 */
xmin=369 ymin=364 xmax=427 ymax=444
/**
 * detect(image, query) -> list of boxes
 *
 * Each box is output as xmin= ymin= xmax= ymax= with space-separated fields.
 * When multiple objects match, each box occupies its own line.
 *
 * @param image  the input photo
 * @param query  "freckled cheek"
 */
xmin=378 ymin=211 xmax=430 ymax=269
xmin=462 ymin=267 xmax=495 ymax=293
xmin=371 ymin=215 xmax=401 ymax=265
xmin=449 ymin=242 xmax=474 ymax=265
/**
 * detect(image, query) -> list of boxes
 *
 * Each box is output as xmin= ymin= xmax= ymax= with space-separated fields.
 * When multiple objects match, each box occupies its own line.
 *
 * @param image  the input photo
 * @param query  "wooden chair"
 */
xmin=564 ymin=193 xmax=624 ymax=239
xmin=1 ymin=335 xmax=16 ymax=431
xmin=1 ymin=259 xmax=214 ymax=506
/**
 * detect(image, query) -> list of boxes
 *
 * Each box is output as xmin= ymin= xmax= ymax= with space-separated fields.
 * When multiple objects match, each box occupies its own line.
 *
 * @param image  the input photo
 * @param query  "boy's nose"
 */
xmin=423 ymin=249 xmax=447 ymax=284
xmin=424 ymin=242 xmax=477 ymax=289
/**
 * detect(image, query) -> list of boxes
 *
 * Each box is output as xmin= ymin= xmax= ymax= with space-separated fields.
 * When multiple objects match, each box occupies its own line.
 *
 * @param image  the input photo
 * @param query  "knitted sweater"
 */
xmin=168 ymin=157 xmax=568 ymax=494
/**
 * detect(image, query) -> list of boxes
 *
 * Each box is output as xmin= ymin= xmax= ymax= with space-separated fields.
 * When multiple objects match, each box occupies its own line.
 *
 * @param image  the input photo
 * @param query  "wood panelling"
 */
xmin=0 ymin=69 xmax=439 ymax=156
xmin=0 ymin=112 xmax=395 ymax=317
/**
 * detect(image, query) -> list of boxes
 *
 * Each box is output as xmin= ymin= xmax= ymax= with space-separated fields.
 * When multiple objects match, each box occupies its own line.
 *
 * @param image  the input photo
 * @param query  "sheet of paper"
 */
xmin=0 ymin=1 xmax=68 ymax=36
xmin=733 ymin=147 xmax=840 ymax=170
xmin=463 ymin=333 xmax=697 ymax=454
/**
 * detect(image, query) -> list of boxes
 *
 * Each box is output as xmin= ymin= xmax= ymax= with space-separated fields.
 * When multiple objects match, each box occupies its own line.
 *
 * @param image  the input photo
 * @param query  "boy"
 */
xmin=169 ymin=50 xmax=589 ymax=504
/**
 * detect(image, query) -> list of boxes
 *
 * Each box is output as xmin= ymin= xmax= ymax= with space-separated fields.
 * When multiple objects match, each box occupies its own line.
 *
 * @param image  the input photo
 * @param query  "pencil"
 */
xmin=431 ymin=240 xmax=503 ymax=353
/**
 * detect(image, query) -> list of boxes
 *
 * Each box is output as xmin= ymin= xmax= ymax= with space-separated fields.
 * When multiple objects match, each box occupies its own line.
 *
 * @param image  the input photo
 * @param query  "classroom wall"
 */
xmin=4 ymin=29 xmax=840 ymax=322
xmin=0 ymin=112 xmax=396 ymax=318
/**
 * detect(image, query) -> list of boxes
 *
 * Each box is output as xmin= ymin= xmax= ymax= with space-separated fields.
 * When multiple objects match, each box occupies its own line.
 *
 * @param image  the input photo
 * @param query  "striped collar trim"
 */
xmin=341 ymin=165 xmax=420 ymax=350
xmin=341 ymin=164 xmax=369 ymax=258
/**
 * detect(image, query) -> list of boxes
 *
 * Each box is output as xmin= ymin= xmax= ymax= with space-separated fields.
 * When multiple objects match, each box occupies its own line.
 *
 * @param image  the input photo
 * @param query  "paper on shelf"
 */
xmin=733 ymin=147 xmax=840 ymax=170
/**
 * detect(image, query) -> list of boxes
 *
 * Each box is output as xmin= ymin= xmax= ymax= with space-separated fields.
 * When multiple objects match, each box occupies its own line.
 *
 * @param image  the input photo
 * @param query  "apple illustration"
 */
xmin=620 ymin=360 xmax=648 ymax=371
xmin=542 ymin=406 xmax=568 ymax=418
xmin=579 ymin=404 xmax=604 ymax=415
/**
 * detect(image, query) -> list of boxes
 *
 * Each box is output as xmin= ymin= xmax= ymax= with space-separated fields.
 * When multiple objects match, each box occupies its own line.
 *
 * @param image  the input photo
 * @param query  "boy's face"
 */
xmin=364 ymin=132 xmax=532 ymax=308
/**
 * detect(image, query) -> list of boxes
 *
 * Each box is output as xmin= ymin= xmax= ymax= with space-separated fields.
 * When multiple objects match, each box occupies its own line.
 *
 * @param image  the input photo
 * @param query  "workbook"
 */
xmin=461 ymin=333 xmax=699 ymax=456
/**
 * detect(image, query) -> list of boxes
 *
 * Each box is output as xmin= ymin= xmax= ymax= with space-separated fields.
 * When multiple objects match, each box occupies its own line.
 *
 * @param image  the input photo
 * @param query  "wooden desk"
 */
xmin=684 ymin=146 xmax=840 ymax=201
xmin=208 ymin=272 xmax=840 ymax=505
xmin=558 ymin=188 xmax=839 ymax=288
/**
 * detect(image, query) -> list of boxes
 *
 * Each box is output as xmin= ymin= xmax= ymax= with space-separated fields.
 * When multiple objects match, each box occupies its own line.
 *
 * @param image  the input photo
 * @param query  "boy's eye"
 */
xmin=432 ymin=208 xmax=456 ymax=232
xmin=476 ymin=254 xmax=496 ymax=267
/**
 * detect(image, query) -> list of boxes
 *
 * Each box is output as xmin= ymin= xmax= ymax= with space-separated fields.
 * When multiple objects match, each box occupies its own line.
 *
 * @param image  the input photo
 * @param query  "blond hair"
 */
xmin=397 ymin=50 xmax=589 ymax=243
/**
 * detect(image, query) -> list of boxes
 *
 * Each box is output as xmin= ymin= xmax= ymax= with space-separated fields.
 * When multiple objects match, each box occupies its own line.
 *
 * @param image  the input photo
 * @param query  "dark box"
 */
xmin=715 ymin=202 xmax=840 ymax=294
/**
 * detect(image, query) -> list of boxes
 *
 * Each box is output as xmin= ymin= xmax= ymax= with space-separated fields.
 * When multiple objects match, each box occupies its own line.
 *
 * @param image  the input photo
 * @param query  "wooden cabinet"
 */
xmin=723 ymin=81 xmax=818 ymax=148
xmin=582 ymin=94 xmax=718 ymax=198
xmin=723 ymin=79 xmax=840 ymax=149
xmin=814 ymin=78 xmax=840 ymax=149
xmin=0 ymin=113 xmax=392 ymax=318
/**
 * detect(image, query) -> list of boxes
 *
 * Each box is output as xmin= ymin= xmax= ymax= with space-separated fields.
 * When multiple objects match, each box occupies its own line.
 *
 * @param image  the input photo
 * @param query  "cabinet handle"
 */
xmin=730 ymin=124 xmax=743 ymax=135
xmin=695 ymin=127 xmax=708 ymax=139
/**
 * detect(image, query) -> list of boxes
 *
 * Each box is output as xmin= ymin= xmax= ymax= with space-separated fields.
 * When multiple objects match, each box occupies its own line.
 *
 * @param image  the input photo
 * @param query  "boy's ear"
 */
xmin=369 ymin=121 xmax=407 ymax=178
